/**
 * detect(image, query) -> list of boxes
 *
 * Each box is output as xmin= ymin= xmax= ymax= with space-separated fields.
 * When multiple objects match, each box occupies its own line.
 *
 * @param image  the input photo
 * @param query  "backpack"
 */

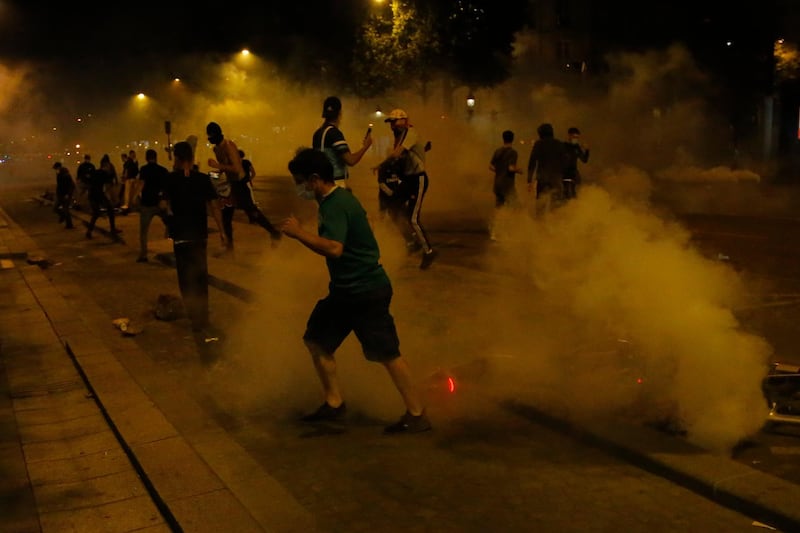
xmin=154 ymin=294 xmax=185 ymax=321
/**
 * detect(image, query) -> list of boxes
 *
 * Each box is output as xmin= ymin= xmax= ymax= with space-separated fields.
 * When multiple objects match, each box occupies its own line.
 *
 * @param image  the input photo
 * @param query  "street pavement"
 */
xmin=3 ymin=175 xmax=800 ymax=532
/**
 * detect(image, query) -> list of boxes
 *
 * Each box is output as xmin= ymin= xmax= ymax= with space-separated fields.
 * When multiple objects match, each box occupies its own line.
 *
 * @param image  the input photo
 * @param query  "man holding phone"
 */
xmin=312 ymin=96 xmax=373 ymax=190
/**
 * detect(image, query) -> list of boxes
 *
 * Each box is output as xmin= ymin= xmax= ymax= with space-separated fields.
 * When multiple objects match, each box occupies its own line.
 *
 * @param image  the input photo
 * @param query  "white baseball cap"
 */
xmin=384 ymin=108 xmax=408 ymax=122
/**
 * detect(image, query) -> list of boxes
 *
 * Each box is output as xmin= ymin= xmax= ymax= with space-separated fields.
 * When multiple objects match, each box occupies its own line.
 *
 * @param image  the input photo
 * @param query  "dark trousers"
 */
xmin=563 ymin=178 xmax=577 ymax=200
xmin=87 ymin=193 xmax=116 ymax=234
xmin=55 ymin=192 xmax=74 ymax=228
xmin=173 ymin=240 xmax=209 ymax=330
xmin=397 ymin=173 xmax=432 ymax=253
xmin=222 ymin=183 xmax=280 ymax=246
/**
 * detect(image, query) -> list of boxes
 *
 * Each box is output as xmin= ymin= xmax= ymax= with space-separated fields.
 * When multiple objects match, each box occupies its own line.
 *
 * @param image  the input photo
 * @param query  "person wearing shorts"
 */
xmin=281 ymin=147 xmax=431 ymax=434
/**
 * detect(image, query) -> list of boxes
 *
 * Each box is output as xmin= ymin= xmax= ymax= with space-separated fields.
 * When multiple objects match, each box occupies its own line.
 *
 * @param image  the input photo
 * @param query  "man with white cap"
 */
xmin=378 ymin=108 xmax=437 ymax=269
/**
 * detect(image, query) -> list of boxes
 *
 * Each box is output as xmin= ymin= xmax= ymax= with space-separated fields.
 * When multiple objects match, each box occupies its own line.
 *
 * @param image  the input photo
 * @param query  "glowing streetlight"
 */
xmin=466 ymin=92 xmax=476 ymax=120
xmin=241 ymin=48 xmax=250 ymax=56
xmin=375 ymin=106 xmax=383 ymax=119
xmin=136 ymin=93 xmax=146 ymax=100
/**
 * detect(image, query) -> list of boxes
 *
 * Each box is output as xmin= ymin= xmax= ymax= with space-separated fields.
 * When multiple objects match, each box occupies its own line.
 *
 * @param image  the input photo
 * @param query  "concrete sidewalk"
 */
xmin=4 ymin=200 xmax=800 ymax=532
xmin=0 ymin=204 xmax=315 ymax=533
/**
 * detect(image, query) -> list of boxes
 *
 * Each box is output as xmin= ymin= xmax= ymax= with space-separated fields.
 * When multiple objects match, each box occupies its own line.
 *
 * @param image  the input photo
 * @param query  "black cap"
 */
xmin=322 ymin=96 xmax=342 ymax=118
xmin=52 ymin=162 xmax=62 ymax=169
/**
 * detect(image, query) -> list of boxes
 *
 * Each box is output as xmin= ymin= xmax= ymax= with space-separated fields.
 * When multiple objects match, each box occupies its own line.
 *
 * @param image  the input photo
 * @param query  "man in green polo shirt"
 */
xmin=281 ymin=147 xmax=431 ymax=434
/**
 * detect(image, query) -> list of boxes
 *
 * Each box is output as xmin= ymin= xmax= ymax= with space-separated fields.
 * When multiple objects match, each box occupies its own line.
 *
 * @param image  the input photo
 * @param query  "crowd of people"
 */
xmin=47 ymin=98 xmax=589 ymax=435
xmin=489 ymin=122 xmax=590 ymax=235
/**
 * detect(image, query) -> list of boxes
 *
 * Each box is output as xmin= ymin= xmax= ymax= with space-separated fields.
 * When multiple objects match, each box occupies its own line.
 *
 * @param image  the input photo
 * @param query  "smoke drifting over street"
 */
xmin=0 ymin=41 xmax=776 ymax=452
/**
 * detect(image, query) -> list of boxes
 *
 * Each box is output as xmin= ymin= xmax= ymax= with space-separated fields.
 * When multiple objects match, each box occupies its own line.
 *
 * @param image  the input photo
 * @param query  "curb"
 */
xmin=504 ymin=400 xmax=800 ymax=532
xmin=4 ymin=204 xmax=316 ymax=532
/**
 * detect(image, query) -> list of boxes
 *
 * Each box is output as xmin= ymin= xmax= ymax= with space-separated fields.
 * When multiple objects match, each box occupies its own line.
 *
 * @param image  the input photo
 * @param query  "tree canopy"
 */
xmin=349 ymin=0 xmax=529 ymax=97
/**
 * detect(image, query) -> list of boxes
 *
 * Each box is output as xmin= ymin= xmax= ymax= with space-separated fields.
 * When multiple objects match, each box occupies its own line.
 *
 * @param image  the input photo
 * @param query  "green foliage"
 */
xmin=350 ymin=0 xmax=527 ymax=97
xmin=352 ymin=1 xmax=439 ymax=97
xmin=775 ymin=40 xmax=800 ymax=82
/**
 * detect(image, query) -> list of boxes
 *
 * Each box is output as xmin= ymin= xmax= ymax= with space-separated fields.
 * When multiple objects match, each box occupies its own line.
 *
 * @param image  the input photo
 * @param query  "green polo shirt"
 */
xmin=318 ymin=187 xmax=390 ymax=294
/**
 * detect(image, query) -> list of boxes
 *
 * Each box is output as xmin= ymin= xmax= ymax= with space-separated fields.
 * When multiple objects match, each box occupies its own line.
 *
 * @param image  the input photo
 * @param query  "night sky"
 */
xmin=0 ymin=2 xmax=358 ymax=63
xmin=0 ymin=2 xmax=780 ymax=66
xmin=0 ymin=0 xmax=790 ymax=151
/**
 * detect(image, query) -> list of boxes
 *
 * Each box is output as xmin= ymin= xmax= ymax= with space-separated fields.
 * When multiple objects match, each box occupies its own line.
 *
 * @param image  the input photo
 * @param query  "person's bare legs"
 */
xmin=383 ymin=356 xmax=424 ymax=416
xmin=305 ymin=340 xmax=343 ymax=407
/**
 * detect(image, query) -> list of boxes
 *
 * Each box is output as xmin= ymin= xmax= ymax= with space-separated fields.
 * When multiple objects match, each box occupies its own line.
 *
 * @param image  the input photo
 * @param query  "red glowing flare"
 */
xmin=447 ymin=377 xmax=456 ymax=393
xmin=636 ymin=377 xmax=644 ymax=384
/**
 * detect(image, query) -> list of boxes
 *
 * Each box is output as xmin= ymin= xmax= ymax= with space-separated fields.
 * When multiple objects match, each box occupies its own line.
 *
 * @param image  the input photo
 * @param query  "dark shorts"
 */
xmin=493 ymin=185 xmax=518 ymax=207
xmin=230 ymin=181 xmax=257 ymax=211
xmin=303 ymin=284 xmax=400 ymax=362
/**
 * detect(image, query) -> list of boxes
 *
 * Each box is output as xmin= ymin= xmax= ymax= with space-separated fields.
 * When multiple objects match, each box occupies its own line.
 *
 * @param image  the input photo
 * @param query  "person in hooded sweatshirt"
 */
xmin=527 ymin=122 xmax=568 ymax=215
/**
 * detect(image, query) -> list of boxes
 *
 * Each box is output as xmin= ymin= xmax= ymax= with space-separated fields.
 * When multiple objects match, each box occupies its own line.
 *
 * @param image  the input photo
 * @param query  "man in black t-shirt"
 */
xmin=52 ymin=162 xmax=75 ymax=229
xmin=488 ymin=130 xmax=522 ymax=240
xmin=86 ymin=154 xmax=120 ymax=239
xmin=136 ymin=149 xmax=170 ymax=262
xmin=120 ymin=149 xmax=140 ymax=213
xmin=163 ymin=141 xmax=226 ymax=337
xmin=562 ymin=126 xmax=590 ymax=200
xmin=75 ymin=154 xmax=95 ymax=209
xmin=489 ymin=130 xmax=522 ymax=208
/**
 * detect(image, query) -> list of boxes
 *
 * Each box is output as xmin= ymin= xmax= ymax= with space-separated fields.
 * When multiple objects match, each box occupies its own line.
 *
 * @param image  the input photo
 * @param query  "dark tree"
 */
xmin=428 ymin=0 xmax=528 ymax=87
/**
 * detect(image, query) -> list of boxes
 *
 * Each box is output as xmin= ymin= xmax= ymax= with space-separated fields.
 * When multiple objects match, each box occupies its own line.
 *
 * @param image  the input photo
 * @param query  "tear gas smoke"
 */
xmin=0 ymin=41 xmax=779 ymax=452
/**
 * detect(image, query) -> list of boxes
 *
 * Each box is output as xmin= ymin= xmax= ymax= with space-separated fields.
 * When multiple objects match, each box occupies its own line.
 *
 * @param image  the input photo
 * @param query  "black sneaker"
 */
xmin=302 ymin=402 xmax=346 ymax=422
xmin=419 ymin=250 xmax=438 ymax=270
xmin=384 ymin=410 xmax=432 ymax=434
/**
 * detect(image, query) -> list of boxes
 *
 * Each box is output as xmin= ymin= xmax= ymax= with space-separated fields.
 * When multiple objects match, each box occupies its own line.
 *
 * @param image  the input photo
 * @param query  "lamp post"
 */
xmin=164 ymin=121 xmax=173 ymax=161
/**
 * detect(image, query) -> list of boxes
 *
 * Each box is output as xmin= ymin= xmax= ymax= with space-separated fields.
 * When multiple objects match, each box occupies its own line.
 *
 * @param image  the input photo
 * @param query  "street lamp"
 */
xmin=466 ymin=92 xmax=476 ymax=119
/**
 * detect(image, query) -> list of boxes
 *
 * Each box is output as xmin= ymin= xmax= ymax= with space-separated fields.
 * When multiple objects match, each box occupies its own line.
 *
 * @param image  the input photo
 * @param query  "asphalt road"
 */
xmin=3 ymin=170 xmax=800 ymax=531
xmin=676 ymin=212 xmax=800 ymax=488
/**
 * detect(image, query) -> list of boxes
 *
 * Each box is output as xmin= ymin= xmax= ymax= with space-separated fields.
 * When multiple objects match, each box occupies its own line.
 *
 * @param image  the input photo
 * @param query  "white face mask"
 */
xmin=295 ymin=183 xmax=316 ymax=201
